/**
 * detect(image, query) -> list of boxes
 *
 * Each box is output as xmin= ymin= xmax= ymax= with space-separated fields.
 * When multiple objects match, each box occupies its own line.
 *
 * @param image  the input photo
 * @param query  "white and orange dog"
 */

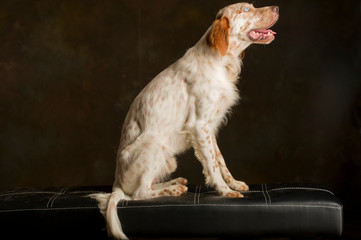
xmin=92 ymin=3 xmax=279 ymax=239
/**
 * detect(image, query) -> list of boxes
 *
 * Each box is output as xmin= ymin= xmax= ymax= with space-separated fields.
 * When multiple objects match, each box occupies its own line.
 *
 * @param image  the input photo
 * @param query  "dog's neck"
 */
xmin=194 ymin=27 xmax=251 ymax=60
xmin=184 ymin=28 xmax=251 ymax=82
xmin=227 ymin=36 xmax=251 ymax=57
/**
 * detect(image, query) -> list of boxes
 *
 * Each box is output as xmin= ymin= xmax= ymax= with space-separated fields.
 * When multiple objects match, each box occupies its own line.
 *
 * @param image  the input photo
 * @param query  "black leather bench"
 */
xmin=0 ymin=183 xmax=342 ymax=239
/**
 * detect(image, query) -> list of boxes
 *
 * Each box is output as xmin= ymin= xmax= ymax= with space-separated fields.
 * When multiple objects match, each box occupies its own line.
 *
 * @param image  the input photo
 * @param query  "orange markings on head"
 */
xmin=207 ymin=17 xmax=230 ymax=57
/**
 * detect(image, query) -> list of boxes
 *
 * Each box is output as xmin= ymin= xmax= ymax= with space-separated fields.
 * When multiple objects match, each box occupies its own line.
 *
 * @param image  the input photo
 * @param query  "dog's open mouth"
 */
xmin=248 ymin=29 xmax=276 ymax=41
xmin=248 ymin=17 xmax=278 ymax=42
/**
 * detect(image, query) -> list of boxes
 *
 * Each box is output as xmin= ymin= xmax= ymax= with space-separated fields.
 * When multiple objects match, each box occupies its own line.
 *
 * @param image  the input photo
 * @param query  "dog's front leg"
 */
xmin=212 ymin=136 xmax=249 ymax=191
xmin=192 ymin=121 xmax=243 ymax=198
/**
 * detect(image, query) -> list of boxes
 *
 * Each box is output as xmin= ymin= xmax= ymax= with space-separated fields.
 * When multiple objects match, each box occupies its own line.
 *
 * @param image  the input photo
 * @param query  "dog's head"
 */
xmin=207 ymin=3 xmax=279 ymax=56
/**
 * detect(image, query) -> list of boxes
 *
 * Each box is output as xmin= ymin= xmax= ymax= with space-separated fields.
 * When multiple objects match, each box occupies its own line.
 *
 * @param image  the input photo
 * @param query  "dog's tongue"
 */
xmin=250 ymin=29 xmax=276 ymax=40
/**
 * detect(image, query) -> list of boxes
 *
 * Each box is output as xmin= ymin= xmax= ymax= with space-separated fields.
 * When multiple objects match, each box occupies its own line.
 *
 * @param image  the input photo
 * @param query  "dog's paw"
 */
xmin=155 ymin=185 xmax=188 ymax=197
xmin=218 ymin=186 xmax=244 ymax=198
xmin=169 ymin=184 xmax=188 ymax=196
xmin=171 ymin=177 xmax=188 ymax=186
xmin=223 ymin=190 xmax=244 ymax=198
xmin=228 ymin=180 xmax=249 ymax=191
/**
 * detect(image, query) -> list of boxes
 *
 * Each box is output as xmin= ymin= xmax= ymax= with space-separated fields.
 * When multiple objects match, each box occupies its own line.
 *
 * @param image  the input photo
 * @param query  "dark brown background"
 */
xmin=1 ymin=0 xmax=360 ymax=234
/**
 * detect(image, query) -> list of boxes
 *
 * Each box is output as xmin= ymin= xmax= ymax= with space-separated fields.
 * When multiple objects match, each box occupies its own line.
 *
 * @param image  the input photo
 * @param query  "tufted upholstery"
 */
xmin=0 ymin=183 xmax=342 ymax=239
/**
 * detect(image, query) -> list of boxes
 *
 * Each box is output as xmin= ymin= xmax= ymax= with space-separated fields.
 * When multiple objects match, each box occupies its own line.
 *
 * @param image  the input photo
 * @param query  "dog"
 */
xmin=91 ymin=3 xmax=279 ymax=239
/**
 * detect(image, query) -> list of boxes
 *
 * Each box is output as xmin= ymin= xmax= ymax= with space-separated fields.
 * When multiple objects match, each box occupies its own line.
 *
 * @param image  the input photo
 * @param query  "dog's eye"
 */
xmin=244 ymin=7 xmax=250 ymax=12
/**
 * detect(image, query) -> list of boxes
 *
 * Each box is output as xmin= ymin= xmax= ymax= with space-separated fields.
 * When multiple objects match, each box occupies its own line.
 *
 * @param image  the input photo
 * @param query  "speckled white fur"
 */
xmin=91 ymin=3 xmax=279 ymax=239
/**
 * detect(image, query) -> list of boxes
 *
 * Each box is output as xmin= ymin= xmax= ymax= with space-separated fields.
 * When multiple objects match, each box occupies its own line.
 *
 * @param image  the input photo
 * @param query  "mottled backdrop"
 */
xmin=0 ymin=0 xmax=360 ymax=220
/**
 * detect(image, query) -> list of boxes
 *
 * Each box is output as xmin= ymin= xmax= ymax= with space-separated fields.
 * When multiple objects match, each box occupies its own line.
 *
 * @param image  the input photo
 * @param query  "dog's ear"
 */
xmin=207 ymin=17 xmax=230 ymax=57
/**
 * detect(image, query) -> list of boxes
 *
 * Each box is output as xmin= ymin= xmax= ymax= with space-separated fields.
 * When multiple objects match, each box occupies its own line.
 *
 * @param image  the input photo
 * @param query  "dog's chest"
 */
xmin=190 ymin=75 xmax=239 ymax=123
xmin=214 ymin=85 xmax=237 ymax=109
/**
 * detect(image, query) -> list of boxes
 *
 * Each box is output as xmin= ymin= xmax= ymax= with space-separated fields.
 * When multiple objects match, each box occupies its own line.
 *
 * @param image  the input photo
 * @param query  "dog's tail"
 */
xmin=90 ymin=187 xmax=129 ymax=240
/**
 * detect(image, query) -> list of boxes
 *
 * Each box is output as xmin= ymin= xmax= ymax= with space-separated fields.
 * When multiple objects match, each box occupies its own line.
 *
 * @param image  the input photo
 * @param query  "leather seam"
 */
xmin=0 ymin=204 xmax=342 ymax=213
xmin=0 ymin=187 xmax=334 ymax=197
xmin=46 ymin=188 xmax=65 ymax=208
xmin=261 ymin=184 xmax=268 ymax=204
xmin=265 ymin=184 xmax=271 ymax=204
xmin=46 ymin=187 xmax=70 ymax=208
xmin=268 ymin=187 xmax=334 ymax=195
xmin=202 ymin=187 xmax=334 ymax=194
xmin=198 ymin=186 xmax=201 ymax=204
xmin=339 ymin=206 xmax=343 ymax=235
xmin=0 ymin=192 xmax=60 ymax=197
xmin=116 ymin=204 xmax=342 ymax=209
xmin=193 ymin=185 xmax=198 ymax=205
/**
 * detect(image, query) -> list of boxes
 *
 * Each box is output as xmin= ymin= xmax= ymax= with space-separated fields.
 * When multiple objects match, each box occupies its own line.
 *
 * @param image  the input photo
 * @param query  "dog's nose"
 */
xmin=272 ymin=6 xmax=279 ymax=13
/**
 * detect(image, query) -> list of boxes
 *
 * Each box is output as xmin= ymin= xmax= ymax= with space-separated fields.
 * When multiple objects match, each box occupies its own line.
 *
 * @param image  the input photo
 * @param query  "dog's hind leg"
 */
xmin=152 ymin=177 xmax=188 ymax=190
xmin=151 ymin=157 xmax=188 ymax=189
xmin=148 ymin=157 xmax=189 ymax=195
xmin=132 ymin=169 xmax=188 ymax=199
xmin=128 ymin=143 xmax=187 ymax=199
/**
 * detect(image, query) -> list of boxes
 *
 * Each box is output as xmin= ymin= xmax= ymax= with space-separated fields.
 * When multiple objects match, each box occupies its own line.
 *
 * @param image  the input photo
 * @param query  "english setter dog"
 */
xmin=92 ymin=3 xmax=279 ymax=239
